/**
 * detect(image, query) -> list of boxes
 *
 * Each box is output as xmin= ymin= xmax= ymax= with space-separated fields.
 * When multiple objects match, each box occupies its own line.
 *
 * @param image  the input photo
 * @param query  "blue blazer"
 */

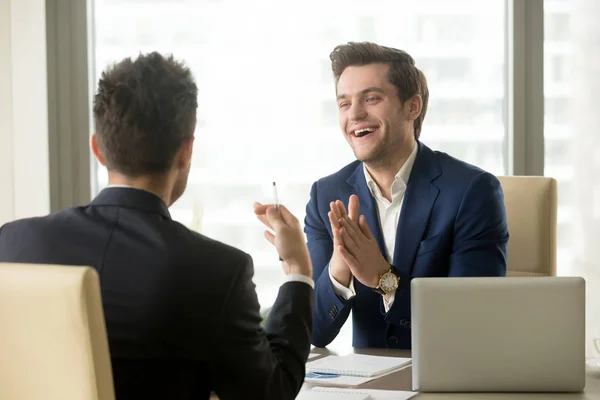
xmin=304 ymin=141 xmax=508 ymax=349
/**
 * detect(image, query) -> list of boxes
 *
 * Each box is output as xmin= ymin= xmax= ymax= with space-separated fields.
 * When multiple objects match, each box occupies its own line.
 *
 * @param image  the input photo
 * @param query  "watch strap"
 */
xmin=372 ymin=287 xmax=386 ymax=295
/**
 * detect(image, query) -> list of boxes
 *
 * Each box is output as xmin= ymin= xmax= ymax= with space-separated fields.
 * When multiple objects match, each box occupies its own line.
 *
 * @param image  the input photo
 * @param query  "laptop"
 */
xmin=411 ymin=277 xmax=585 ymax=392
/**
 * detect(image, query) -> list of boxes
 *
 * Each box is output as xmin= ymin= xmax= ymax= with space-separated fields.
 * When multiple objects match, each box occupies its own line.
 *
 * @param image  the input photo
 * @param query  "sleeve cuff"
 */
xmin=329 ymin=264 xmax=356 ymax=300
xmin=285 ymin=274 xmax=315 ymax=289
xmin=382 ymin=291 xmax=396 ymax=313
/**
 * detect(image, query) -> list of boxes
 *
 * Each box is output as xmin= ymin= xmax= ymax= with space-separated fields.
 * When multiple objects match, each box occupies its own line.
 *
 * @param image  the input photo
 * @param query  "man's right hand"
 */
xmin=328 ymin=195 xmax=360 ymax=288
xmin=253 ymin=203 xmax=312 ymax=278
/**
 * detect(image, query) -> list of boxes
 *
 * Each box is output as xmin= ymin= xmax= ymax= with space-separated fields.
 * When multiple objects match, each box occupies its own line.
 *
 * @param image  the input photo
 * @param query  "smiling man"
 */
xmin=305 ymin=42 xmax=509 ymax=349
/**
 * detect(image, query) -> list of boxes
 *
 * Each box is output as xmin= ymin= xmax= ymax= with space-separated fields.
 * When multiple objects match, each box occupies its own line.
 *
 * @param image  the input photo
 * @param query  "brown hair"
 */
xmin=330 ymin=42 xmax=428 ymax=140
xmin=93 ymin=52 xmax=198 ymax=176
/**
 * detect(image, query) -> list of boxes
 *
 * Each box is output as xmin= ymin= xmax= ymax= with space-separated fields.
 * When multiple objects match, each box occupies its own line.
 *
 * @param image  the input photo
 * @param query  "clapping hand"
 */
xmin=328 ymin=195 xmax=359 ymax=287
xmin=335 ymin=195 xmax=390 ymax=288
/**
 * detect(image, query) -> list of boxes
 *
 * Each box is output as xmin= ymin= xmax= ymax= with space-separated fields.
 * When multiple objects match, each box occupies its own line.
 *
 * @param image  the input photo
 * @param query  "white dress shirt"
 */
xmin=105 ymin=184 xmax=314 ymax=289
xmin=330 ymin=143 xmax=418 ymax=311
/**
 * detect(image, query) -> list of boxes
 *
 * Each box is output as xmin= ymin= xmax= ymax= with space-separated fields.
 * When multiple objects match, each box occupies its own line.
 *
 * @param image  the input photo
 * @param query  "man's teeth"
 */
xmin=353 ymin=127 xmax=377 ymax=136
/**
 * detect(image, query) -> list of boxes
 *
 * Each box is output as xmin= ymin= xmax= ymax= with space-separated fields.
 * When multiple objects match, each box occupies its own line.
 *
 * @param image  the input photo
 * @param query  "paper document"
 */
xmin=296 ymin=389 xmax=371 ymax=399
xmin=304 ymin=373 xmax=376 ymax=387
xmin=309 ymin=386 xmax=417 ymax=400
xmin=306 ymin=353 xmax=411 ymax=377
xmin=308 ymin=353 xmax=320 ymax=360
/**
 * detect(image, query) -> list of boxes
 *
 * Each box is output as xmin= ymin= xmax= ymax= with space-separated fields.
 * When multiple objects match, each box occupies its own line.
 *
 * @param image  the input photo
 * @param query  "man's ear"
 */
xmin=176 ymin=136 xmax=195 ymax=170
xmin=407 ymin=94 xmax=423 ymax=121
xmin=90 ymin=134 xmax=106 ymax=166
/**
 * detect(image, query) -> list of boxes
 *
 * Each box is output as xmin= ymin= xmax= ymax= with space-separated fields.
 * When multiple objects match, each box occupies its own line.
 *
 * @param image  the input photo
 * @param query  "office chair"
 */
xmin=497 ymin=176 xmax=558 ymax=276
xmin=0 ymin=263 xmax=115 ymax=400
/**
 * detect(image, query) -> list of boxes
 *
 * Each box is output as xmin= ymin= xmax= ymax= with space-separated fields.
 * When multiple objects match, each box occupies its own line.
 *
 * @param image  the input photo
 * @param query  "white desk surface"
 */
xmin=304 ymin=346 xmax=600 ymax=399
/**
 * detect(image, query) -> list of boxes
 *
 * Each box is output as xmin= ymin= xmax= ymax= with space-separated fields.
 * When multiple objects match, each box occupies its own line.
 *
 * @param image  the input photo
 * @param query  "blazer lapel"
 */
xmin=392 ymin=142 xmax=441 ymax=276
xmin=346 ymin=164 xmax=388 ymax=260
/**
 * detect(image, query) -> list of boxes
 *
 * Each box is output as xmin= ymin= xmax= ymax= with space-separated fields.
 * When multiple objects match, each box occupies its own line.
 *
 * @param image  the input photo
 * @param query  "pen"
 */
xmin=272 ymin=182 xmax=283 ymax=261
xmin=272 ymin=182 xmax=279 ymax=214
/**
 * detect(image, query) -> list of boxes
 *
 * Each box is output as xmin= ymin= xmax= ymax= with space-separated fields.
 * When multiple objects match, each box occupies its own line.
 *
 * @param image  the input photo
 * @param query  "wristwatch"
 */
xmin=373 ymin=268 xmax=400 ymax=295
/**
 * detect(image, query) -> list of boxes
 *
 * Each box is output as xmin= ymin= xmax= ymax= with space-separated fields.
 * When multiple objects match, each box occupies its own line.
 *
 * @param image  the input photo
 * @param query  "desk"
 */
xmin=305 ymin=347 xmax=600 ymax=399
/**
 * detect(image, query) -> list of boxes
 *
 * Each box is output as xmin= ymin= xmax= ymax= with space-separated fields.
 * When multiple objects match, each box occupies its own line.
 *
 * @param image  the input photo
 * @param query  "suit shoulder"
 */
xmin=169 ymin=221 xmax=251 ymax=270
xmin=433 ymin=150 xmax=497 ymax=182
xmin=0 ymin=207 xmax=83 ymax=232
xmin=434 ymin=150 xmax=485 ymax=175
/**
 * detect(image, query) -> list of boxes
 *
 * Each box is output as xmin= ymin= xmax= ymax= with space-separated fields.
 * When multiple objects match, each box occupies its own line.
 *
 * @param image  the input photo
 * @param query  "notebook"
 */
xmin=304 ymin=374 xmax=375 ymax=387
xmin=306 ymin=354 xmax=411 ymax=378
xmin=309 ymin=387 xmax=417 ymax=400
xmin=296 ymin=390 xmax=371 ymax=400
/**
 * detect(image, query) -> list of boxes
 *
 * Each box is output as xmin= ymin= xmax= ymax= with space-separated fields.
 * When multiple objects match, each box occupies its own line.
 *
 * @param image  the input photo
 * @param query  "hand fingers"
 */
xmin=328 ymin=210 xmax=341 ymax=230
xmin=336 ymin=200 xmax=349 ymax=219
xmin=273 ymin=204 xmax=299 ymax=227
xmin=358 ymin=215 xmax=374 ymax=240
xmin=254 ymin=202 xmax=274 ymax=230
xmin=253 ymin=202 xmax=270 ymax=215
xmin=330 ymin=201 xmax=342 ymax=220
xmin=340 ymin=226 xmax=359 ymax=256
xmin=340 ymin=215 xmax=363 ymax=243
xmin=338 ymin=245 xmax=359 ymax=271
xmin=263 ymin=230 xmax=275 ymax=245
xmin=331 ymin=226 xmax=343 ymax=246
xmin=264 ymin=206 xmax=284 ymax=230
xmin=348 ymin=195 xmax=360 ymax=222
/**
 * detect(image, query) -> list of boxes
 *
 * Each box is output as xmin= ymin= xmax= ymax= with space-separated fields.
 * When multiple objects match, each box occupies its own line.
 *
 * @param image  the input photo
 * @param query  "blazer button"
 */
xmin=400 ymin=319 xmax=406 ymax=326
xmin=388 ymin=336 xmax=399 ymax=345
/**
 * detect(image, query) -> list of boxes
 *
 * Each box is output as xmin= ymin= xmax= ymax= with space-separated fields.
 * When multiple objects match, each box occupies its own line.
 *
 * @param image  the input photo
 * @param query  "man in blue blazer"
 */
xmin=305 ymin=42 xmax=509 ymax=349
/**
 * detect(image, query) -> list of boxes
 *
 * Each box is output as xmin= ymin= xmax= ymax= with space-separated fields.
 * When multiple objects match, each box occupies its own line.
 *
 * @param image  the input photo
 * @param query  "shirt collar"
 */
xmin=363 ymin=142 xmax=418 ymax=199
xmin=105 ymin=184 xmax=135 ymax=189
xmin=92 ymin=186 xmax=171 ymax=219
xmin=104 ymin=185 xmax=168 ymax=206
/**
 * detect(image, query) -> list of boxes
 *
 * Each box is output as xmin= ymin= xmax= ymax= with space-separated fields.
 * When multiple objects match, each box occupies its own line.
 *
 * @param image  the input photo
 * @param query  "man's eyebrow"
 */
xmin=336 ymin=87 xmax=385 ymax=101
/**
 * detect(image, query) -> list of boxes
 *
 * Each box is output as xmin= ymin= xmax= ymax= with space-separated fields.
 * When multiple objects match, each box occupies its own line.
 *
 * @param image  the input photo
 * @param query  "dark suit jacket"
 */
xmin=0 ymin=187 xmax=314 ymax=400
xmin=305 ymin=141 xmax=508 ymax=349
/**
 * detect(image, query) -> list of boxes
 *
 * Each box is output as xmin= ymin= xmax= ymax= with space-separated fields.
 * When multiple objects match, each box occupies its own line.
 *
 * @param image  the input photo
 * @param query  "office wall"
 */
xmin=0 ymin=0 xmax=50 ymax=226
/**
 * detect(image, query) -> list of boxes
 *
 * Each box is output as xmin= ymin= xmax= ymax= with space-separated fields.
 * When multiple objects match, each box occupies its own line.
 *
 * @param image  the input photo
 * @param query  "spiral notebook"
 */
xmin=306 ymin=354 xmax=411 ymax=378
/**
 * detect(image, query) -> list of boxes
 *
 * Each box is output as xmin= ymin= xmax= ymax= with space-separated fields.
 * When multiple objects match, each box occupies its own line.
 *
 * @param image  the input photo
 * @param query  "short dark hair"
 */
xmin=93 ymin=52 xmax=198 ymax=176
xmin=330 ymin=42 xmax=429 ymax=140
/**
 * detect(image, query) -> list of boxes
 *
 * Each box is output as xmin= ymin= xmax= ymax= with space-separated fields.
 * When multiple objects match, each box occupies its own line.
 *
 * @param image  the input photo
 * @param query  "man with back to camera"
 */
xmin=304 ymin=42 xmax=509 ymax=349
xmin=0 ymin=52 xmax=314 ymax=399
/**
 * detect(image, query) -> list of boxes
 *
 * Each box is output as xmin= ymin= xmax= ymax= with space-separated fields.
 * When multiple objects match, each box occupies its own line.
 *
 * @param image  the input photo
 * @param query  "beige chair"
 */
xmin=497 ymin=176 xmax=558 ymax=277
xmin=0 ymin=263 xmax=115 ymax=400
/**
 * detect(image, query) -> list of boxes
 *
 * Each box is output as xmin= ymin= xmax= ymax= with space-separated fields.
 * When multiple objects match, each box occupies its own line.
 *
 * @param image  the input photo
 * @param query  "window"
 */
xmin=91 ymin=0 xmax=507 ymax=347
xmin=544 ymin=0 xmax=600 ymax=356
xmin=416 ymin=14 xmax=474 ymax=42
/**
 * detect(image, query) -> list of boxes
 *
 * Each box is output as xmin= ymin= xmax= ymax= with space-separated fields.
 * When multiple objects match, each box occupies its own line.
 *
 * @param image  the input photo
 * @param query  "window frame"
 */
xmin=47 ymin=0 xmax=545 ymax=203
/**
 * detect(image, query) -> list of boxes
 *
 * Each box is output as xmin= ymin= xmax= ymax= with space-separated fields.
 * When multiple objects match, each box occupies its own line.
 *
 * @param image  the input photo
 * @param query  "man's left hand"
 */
xmin=336 ymin=195 xmax=390 ymax=288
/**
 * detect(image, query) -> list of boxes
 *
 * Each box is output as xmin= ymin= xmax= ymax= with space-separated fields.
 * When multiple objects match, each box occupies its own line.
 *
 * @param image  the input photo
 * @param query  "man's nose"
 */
xmin=349 ymin=102 xmax=367 ymax=121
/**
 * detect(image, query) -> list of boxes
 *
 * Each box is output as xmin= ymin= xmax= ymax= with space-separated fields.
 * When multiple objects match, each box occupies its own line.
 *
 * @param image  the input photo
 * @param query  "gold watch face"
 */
xmin=380 ymin=272 xmax=399 ymax=292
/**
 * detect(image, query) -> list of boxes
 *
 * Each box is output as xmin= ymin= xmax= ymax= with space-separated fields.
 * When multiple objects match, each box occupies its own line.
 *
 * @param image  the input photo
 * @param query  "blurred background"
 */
xmin=2 ymin=0 xmax=598 ymax=353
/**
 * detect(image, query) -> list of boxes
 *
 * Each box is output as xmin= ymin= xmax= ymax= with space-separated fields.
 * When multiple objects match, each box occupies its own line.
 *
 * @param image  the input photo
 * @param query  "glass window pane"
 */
xmin=91 ymin=0 xmax=507 ymax=347
xmin=544 ymin=0 xmax=600 ymax=358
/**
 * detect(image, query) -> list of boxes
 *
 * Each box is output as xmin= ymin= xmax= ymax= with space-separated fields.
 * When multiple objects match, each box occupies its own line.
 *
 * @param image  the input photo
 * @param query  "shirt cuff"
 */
xmin=383 ymin=291 xmax=396 ymax=312
xmin=329 ymin=264 xmax=356 ymax=300
xmin=285 ymin=274 xmax=314 ymax=289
